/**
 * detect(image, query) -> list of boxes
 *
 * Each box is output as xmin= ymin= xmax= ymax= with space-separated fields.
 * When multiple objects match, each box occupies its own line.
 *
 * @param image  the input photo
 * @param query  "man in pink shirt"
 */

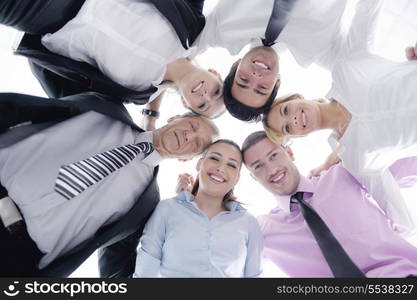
xmin=242 ymin=131 xmax=417 ymax=277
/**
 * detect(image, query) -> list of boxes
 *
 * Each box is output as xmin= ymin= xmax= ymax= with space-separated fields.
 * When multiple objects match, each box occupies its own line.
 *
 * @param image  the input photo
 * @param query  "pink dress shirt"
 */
xmin=258 ymin=158 xmax=417 ymax=277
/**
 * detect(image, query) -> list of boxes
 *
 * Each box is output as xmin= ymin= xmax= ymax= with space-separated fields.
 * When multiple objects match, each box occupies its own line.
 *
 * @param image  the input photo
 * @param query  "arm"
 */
xmin=0 ymin=93 xmax=78 ymax=133
xmin=244 ymin=217 xmax=264 ymax=278
xmin=343 ymin=0 xmax=383 ymax=56
xmin=139 ymin=92 xmax=165 ymax=131
xmin=353 ymin=169 xmax=416 ymax=235
xmin=133 ymin=202 xmax=167 ymax=277
xmin=309 ymin=144 xmax=342 ymax=178
xmin=98 ymin=229 xmax=142 ymax=278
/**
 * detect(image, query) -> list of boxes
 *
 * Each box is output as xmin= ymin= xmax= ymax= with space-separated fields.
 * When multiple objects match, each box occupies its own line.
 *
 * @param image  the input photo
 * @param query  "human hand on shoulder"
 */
xmin=405 ymin=42 xmax=417 ymax=61
xmin=175 ymin=173 xmax=195 ymax=194
xmin=308 ymin=150 xmax=341 ymax=178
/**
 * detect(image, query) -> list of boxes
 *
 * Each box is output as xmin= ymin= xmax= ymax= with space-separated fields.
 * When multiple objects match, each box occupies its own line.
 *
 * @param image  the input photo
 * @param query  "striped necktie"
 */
xmin=262 ymin=0 xmax=298 ymax=47
xmin=55 ymin=142 xmax=153 ymax=200
xmin=291 ymin=192 xmax=366 ymax=278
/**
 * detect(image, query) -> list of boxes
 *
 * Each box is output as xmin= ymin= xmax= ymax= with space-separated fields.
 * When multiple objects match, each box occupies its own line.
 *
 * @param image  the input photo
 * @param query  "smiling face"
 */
xmin=178 ymin=68 xmax=225 ymax=118
xmin=267 ymin=97 xmax=322 ymax=138
xmin=154 ymin=116 xmax=216 ymax=159
xmin=243 ymin=137 xmax=300 ymax=196
xmin=197 ymin=142 xmax=242 ymax=198
xmin=231 ymin=46 xmax=280 ymax=108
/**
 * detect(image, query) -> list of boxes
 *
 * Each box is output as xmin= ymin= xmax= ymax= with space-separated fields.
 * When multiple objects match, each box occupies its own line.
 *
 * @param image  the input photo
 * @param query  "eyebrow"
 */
xmin=211 ymin=152 xmax=239 ymax=163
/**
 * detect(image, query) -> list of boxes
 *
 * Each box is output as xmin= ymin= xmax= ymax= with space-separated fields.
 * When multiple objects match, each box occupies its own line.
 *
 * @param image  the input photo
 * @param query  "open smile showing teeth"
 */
xmin=301 ymin=110 xmax=307 ymax=128
xmin=192 ymin=81 xmax=204 ymax=93
xmin=253 ymin=60 xmax=269 ymax=70
xmin=208 ymin=173 xmax=226 ymax=183
xmin=270 ymin=171 xmax=285 ymax=184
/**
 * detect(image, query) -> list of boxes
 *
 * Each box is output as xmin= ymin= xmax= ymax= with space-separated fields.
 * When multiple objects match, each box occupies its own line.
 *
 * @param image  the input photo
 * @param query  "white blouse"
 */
xmin=41 ymin=0 xmax=197 ymax=100
xmin=326 ymin=0 xmax=417 ymax=233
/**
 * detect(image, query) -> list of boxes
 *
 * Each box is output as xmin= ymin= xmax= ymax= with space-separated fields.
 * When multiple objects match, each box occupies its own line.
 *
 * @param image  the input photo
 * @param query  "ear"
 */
xmin=196 ymin=158 xmax=202 ymax=171
xmin=275 ymin=74 xmax=281 ymax=86
xmin=285 ymin=145 xmax=295 ymax=161
xmin=167 ymin=115 xmax=181 ymax=123
xmin=230 ymin=58 xmax=242 ymax=71
xmin=180 ymin=97 xmax=189 ymax=109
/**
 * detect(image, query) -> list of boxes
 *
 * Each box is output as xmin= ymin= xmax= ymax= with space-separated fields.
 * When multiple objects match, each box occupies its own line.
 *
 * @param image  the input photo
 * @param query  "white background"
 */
xmin=1 ymin=0 xmax=417 ymax=277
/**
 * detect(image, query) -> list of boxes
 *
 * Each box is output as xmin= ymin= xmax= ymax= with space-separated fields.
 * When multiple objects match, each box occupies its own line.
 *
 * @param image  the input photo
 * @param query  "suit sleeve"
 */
xmin=98 ymin=228 xmax=144 ymax=278
xmin=29 ymin=61 xmax=92 ymax=98
xmin=0 ymin=92 xmax=78 ymax=132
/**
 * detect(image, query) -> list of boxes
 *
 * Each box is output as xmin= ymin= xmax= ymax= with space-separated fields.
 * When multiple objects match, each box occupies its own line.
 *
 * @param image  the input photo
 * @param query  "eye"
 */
xmin=240 ymin=77 xmax=248 ymax=83
xmin=254 ymin=163 xmax=264 ymax=170
xmin=227 ymin=163 xmax=237 ymax=169
xmin=209 ymin=156 xmax=220 ymax=161
xmin=198 ymin=103 xmax=207 ymax=110
xmin=285 ymin=124 xmax=291 ymax=134
xmin=283 ymin=106 xmax=288 ymax=115
xmin=271 ymin=153 xmax=278 ymax=159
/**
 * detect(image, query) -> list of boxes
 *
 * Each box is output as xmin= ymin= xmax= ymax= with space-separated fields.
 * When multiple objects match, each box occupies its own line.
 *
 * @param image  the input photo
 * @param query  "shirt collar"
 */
xmin=175 ymin=191 xmax=246 ymax=213
xmin=135 ymin=131 xmax=163 ymax=167
xmin=273 ymin=176 xmax=315 ymax=214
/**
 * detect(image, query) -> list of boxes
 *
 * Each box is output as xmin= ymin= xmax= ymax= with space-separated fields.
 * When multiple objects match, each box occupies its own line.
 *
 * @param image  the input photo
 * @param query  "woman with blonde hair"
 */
xmin=133 ymin=139 xmax=263 ymax=277
xmin=263 ymin=0 xmax=417 ymax=234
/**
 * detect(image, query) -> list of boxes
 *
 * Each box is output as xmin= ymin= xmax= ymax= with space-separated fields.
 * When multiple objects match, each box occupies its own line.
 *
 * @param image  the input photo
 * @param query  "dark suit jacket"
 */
xmin=0 ymin=92 xmax=161 ymax=277
xmin=13 ymin=0 xmax=206 ymax=103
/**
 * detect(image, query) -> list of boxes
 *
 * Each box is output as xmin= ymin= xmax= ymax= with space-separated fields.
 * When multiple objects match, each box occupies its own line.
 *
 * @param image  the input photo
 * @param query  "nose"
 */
xmin=184 ymin=130 xmax=196 ymax=142
xmin=265 ymin=162 xmax=276 ymax=177
xmin=251 ymin=70 xmax=263 ymax=79
xmin=292 ymin=115 xmax=298 ymax=126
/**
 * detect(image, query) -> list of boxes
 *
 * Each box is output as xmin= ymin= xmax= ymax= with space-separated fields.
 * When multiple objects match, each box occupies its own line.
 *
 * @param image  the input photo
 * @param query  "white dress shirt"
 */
xmin=41 ymin=0 xmax=198 ymax=101
xmin=196 ymin=0 xmax=348 ymax=67
xmin=326 ymin=0 xmax=417 ymax=232
xmin=0 ymin=111 xmax=162 ymax=268
xmin=134 ymin=192 xmax=263 ymax=277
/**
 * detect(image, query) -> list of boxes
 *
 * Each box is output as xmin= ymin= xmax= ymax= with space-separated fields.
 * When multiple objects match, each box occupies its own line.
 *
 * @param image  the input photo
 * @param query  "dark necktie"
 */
xmin=291 ymin=192 xmax=366 ymax=277
xmin=262 ymin=0 xmax=298 ymax=47
xmin=55 ymin=142 xmax=153 ymax=200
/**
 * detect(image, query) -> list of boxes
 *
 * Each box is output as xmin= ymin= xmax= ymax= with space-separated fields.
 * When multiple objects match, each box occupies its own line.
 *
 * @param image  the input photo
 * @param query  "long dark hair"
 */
xmin=191 ymin=139 xmax=242 ymax=202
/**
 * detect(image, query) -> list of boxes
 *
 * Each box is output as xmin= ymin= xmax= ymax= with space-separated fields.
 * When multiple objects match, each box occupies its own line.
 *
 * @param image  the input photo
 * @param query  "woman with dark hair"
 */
xmin=133 ymin=139 xmax=263 ymax=277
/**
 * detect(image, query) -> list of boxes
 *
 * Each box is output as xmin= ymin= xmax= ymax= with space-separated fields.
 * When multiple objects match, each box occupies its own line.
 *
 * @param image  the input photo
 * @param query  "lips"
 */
xmin=270 ymin=170 xmax=286 ymax=185
xmin=208 ymin=172 xmax=226 ymax=183
xmin=192 ymin=81 xmax=204 ymax=93
xmin=253 ymin=60 xmax=269 ymax=70
xmin=301 ymin=110 xmax=307 ymax=128
xmin=174 ymin=131 xmax=181 ymax=149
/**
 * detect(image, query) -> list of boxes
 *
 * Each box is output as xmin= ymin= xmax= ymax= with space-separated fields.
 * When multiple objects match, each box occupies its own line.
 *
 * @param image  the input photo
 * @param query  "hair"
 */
xmin=223 ymin=66 xmax=279 ymax=122
xmin=262 ymin=94 xmax=328 ymax=146
xmin=241 ymin=131 xmax=269 ymax=161
xmin=191 ymin=139 xmax=242 ymax=202
xmin=180 ymin=112 xmax=220 ymax=153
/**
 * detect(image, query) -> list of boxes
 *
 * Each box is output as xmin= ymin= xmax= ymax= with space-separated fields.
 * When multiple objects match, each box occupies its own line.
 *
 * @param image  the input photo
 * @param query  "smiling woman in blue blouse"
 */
xmin=133 ymin=139 xmax=263 ymax=277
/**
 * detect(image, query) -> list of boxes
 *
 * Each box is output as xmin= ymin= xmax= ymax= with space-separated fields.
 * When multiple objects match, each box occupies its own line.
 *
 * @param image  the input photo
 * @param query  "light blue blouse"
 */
xmin=134 ymin=192 xmax=263 ymax=277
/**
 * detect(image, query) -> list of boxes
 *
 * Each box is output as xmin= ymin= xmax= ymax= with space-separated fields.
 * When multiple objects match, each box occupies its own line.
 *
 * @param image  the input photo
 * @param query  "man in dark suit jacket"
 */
xmin=0 ymin=0 xmax=206 ymax=104
xmin=0 ymin=91 xmax=218 ymax=278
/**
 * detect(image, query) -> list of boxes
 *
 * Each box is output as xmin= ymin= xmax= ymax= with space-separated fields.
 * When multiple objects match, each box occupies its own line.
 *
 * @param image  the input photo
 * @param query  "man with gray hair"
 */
xmin=0 ymin=91 xmax=218 ymax=278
